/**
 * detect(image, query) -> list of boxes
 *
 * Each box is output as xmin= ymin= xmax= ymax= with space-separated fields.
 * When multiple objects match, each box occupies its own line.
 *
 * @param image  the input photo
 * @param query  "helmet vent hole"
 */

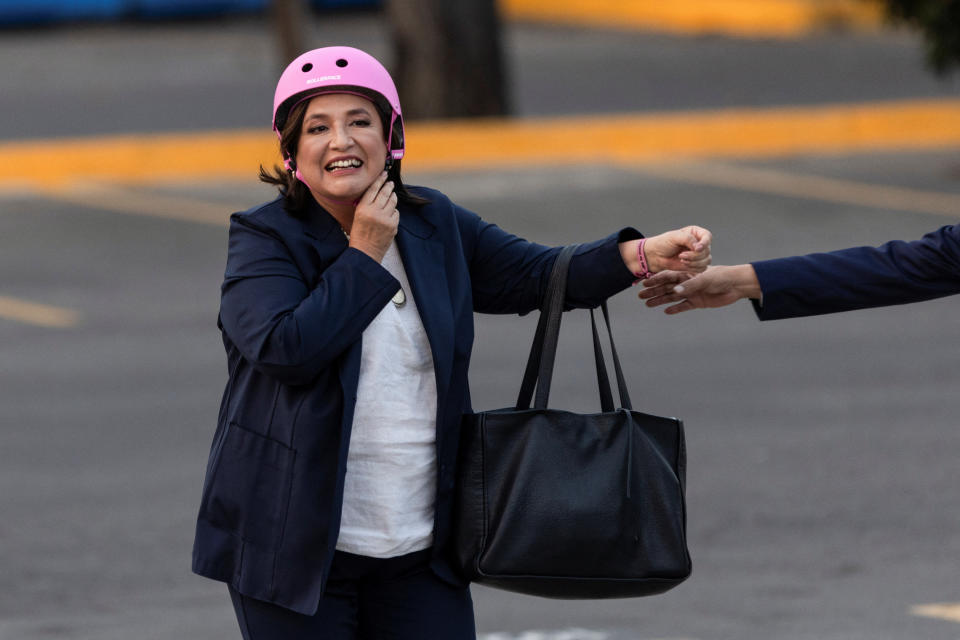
xmin=336 ymin=58 xmax=348 ymax=68
xmin=301 ymin=63 xmax=313 ymax=73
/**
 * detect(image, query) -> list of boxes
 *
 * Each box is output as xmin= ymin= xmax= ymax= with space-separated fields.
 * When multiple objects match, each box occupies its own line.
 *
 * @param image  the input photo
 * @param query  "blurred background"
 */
xmin=0 ymin=1 xmax=958 ymax=639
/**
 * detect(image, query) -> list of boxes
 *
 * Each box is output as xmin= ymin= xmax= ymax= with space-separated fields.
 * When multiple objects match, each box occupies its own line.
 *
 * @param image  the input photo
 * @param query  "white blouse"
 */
xmin=336 ymin=240 xmax=439 ymax=558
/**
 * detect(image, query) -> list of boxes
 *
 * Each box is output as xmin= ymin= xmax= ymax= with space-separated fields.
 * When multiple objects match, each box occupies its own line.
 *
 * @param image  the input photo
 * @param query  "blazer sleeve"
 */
xmin=218 ymin=214 xmax=400 ymax=385
xmin=751 ymin=224 xmax=960 ymax=320
xmin=454 ymin=203 xmax=640 ymax=314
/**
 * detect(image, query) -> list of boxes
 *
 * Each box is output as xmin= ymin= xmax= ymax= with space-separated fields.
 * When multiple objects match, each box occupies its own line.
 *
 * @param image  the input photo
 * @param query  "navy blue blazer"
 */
xmin=192 ymin=186 xmax=639 ymax=614
xmin=751 ymin=224 xmax=960 ymax=320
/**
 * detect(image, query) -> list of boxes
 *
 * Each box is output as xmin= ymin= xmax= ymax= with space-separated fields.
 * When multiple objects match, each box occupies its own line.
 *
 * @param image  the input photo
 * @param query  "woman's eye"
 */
xmin=307 ymin=125 xmax=327 ymax=134
xmin=352 ymin=119 xmax=371 ymax=127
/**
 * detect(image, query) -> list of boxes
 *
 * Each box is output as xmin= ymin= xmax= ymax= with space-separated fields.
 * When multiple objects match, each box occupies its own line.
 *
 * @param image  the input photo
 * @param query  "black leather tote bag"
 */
xmin=454 ymin=244 xmax=692 ymax=598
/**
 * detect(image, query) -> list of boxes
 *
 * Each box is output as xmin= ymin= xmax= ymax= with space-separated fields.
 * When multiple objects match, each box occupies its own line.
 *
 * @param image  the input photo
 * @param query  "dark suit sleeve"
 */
xmin=454 ymin=204 xmax=640 ymax=314
xmin=751 ymin=224 xmax=960 ymax=320
xmin=218 ymin=214 xmax=399 ymax=384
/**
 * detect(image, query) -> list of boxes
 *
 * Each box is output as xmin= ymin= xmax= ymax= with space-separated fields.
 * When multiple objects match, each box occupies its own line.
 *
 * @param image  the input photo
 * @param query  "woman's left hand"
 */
xmin=643 ymin=225 xmax=712 ymax=274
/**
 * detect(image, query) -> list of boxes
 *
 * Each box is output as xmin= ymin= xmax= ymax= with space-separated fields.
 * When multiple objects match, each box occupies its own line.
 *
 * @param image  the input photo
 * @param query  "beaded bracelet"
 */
xmin=635 ymin=237 xmax=653 ymax=280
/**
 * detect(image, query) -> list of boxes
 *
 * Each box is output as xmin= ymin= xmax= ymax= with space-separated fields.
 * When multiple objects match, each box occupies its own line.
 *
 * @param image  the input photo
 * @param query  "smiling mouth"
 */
xmin=325 ymin=158 xmax=363 ymax=171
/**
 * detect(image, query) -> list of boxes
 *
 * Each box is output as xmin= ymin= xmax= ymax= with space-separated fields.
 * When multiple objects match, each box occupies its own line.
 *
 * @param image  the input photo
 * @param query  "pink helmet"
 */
xmin=272 ymin=46 xmax=405 ymax=165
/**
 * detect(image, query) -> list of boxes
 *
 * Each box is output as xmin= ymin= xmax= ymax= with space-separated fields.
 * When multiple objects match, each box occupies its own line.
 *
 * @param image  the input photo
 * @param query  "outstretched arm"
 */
xmin=639 ymin=224 xmax=960 ymax=319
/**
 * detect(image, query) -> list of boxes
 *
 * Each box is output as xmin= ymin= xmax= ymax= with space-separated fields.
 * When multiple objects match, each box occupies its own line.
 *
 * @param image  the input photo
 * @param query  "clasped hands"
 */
xmin=633 ymin=227 xmax=766 ymax=314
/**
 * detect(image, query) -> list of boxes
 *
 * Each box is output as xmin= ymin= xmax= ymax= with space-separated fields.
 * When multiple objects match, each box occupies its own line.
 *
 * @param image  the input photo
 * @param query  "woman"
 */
xmin=192 ymin=46 xmax=711 ymax=639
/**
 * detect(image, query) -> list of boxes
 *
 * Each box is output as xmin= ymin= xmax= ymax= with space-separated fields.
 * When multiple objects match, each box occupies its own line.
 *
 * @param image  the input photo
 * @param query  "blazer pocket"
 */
xmin=201 ymin=422 xmax=295 ymax=550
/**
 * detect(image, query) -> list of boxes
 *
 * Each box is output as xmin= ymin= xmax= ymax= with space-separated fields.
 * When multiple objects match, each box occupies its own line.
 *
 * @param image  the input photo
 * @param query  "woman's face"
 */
xmin=295 ymin=93 xmax=388 ymax=208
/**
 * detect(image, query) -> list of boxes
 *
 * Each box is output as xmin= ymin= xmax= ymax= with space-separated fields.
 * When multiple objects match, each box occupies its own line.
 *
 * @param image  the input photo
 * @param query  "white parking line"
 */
xmin=912 ymin=602 xmax=960 ymax=624
xmin=478 ymin=631 xmax=697 ymax=640
xmin=628 ymin=159 xmax=960 ymax=218
xmin=37 ymin=182 xmax=239 ymax=227
xmin=479 ymin=631 xmax=608 ymax=640
xmin=0 ymin=295 xmax=80 ymax=328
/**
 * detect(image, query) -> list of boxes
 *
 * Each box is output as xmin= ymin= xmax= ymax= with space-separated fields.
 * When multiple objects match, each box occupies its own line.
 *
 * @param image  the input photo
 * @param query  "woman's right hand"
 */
xmin=642 ymin=225 xmax=712 ymax=273
xmin=349 ymin=171 xmax=399 ymax=263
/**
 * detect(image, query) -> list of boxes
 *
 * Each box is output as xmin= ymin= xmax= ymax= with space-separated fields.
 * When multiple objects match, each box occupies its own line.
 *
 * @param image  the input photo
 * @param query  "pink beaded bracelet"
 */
xmin=635 ymin=238 xmax=653 ymax=280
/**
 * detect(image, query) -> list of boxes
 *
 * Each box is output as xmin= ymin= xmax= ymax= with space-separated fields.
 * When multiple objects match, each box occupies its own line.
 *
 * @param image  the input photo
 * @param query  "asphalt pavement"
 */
xmin=0 ymin=9 xmax=958 ymax=640
xmin=1 ymin=13 xmax=958 ymax=140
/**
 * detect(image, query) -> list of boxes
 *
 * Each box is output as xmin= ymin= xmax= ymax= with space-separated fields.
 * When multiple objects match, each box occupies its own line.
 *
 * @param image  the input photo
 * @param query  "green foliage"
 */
xmin=884 ymin=0 xmax=960 ymax=75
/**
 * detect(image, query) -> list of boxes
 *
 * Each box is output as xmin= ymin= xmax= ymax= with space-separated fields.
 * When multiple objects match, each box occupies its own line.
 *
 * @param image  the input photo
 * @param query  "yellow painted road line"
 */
xmin=626 ymin=159 xmax=960 ymax=218
xmin=1 ymin=99 xmax=959 ymax=189
xmin=912 ymin=602 xmax=960 ymax=624
xmin=0 ymin=295 xmax=80 ymax=328
xmin=405 ymin=99 xmax=960 ymax=171
xmin=0 ymin=129 xmax=278 ymax=190
xmin=500 ymin=0 xmax=884 ymax=37
xmin=40 ymin=182 xmax=241 ymax=227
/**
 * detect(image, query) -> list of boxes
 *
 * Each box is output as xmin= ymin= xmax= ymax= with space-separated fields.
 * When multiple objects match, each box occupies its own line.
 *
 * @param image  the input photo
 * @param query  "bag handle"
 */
xmin=593 ymin=301 xmax=636 ymax=499
xmin=591 ymin=302 xmax=633 ymax=412
xmin=516 ymin=245 xmax=633 ymax=412
xmin=516 ymin=244 xmax=577 ymax=410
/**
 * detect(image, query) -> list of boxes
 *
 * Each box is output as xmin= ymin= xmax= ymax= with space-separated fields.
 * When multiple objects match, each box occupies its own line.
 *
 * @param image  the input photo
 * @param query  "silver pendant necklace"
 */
xmin=342 ymin=228 xmax=406 ymax=307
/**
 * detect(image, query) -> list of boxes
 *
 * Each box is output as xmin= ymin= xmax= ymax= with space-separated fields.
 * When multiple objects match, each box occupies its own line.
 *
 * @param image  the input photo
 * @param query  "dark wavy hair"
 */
xmin=259 ymin=98 xmax=428 ymax=216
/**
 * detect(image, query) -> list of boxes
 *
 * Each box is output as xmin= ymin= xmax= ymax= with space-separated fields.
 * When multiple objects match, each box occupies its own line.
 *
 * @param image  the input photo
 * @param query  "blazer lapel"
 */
xmin=395 ymin=210 xmax=454 ymax=402
xmin=299 ymin=201 xmax=361 ymax=407
xmin=301 ymin=199 xmax=347 ymax=255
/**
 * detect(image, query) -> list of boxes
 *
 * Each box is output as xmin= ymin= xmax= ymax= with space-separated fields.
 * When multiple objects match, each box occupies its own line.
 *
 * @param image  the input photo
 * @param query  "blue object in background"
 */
xmin=0 ymin=0 xmax=379 ymax=25
xmin=0 ymin=0 xmax=125 ymax=23
xmin=311 ymin=0 xmax=376 ymax=7
xmin=134 ymin=0 xmax=267 ymax=19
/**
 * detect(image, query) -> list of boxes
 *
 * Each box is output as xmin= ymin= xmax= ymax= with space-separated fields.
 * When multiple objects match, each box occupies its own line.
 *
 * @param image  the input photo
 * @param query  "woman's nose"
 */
xmin=330 ymin=125 xmax=354 ymax=149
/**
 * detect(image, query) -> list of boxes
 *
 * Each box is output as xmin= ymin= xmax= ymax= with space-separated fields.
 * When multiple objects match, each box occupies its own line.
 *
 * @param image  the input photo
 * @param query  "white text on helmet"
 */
xmin=306 ymin=75 xmax=342 ymax=84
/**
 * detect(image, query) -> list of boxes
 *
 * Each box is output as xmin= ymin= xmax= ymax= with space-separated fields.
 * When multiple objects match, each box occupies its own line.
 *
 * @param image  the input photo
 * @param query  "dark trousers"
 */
xmin=229 ymin=549 xmax=476 ymax=640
